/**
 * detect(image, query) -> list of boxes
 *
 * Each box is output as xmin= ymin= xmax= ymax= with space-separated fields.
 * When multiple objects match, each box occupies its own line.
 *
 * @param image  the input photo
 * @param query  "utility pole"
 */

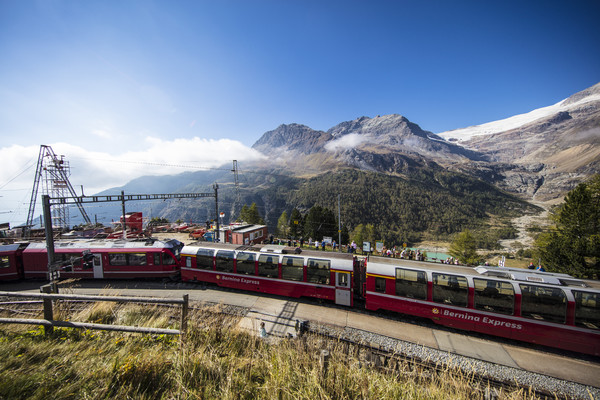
xmin=338 ymin=194 xmax=341 ymax=252
xmin=214 ymin=183 xmax=219 ymax=242
xmin=121 ymin=190 xmax=127 ymax=239
xmin=42 ymin=195 xmax=57 ymax=291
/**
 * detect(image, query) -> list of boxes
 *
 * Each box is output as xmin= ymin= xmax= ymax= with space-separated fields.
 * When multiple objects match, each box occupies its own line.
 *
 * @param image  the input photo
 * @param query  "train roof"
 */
xmin=366 ymin=256 xmax=600 ymax=289
xmin=23 ymin=238 xmax=183 ymax=251
xmin=0 ymin=242 xmax=28 ymax=253
xmin=182 ymin=242 xmax=355 ymax=268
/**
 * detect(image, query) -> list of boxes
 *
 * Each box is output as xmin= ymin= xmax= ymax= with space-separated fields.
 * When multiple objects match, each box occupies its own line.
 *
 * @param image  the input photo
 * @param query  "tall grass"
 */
xmin=0 ymin=302 xmax=542 ymax=399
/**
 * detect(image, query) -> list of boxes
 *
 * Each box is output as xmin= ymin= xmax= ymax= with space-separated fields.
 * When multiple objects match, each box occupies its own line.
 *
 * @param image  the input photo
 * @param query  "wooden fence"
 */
xmin=0 ymin=288 xmax=189 ymax=338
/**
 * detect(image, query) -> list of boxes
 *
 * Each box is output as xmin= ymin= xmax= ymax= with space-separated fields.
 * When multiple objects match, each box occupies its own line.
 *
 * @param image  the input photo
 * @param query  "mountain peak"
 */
xmin=251 ymin=123 xmax=332 ymax=155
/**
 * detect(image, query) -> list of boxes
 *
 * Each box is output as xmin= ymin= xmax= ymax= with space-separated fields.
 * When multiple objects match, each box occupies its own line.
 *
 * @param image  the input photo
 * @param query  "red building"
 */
xmin=230 ymin=224 xmax=267 ymax=245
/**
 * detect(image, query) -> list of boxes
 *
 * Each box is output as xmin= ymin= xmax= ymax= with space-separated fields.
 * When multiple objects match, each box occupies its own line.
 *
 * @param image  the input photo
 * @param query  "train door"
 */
xmin=335 ymin=271 xmax=352 ymax=306
xmin=92 ymin=254 xmax=103 ymax=279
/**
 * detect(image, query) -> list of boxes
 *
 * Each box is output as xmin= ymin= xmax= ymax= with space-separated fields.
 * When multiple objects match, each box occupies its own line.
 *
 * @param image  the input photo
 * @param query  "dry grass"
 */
xmin=0 ymin=303 xmax=544 ymax=399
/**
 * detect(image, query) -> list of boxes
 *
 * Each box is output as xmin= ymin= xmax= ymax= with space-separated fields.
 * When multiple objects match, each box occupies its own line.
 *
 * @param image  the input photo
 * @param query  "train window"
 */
xmin=519 ymin=284 xmax=566 ymax=324
xmin=281 ymin=256 xmax=304 ymax=281
xmin=307 ymin=259 xmax=330 ymax=285
xmin=573 ymin=291 xmax=600 ymax=331
xmin=128 ymin=253 xmax=147 ymax=266
xmin=432 ymin=273 xmax=468 ymax=307
xmin=69 ymin=253 xmax=81 ymax=266
xmin=216 ymin=250 xmax=235 ymax=273
xmin=337 ymin=273 xmax=349 ymax=288
xmin=0 ymin=256 xmax=9 ymax=268
xmin=154 ymin=253 xmax=161 ymax=265
xmin=195 ymin=249 xmax=214 ymax=270
xmin=375 ymin=277 xmax=386 ymax=293
xmin=473 ymin=278 xmax=514 ymax=315
xmin=395 ymin=268 xmax=427 ymax=300
xmin=109 ymin=253 xmax=127 ymax=266
xmin=163 ymin=253 xmax=176 ymax=265
xmin=58 ymin=253 xmax=81 ymax=267
xmin=236 ymin=252 xmax=255 ymax=275
xmin=258 ymin=254 xmax=278 ymax=278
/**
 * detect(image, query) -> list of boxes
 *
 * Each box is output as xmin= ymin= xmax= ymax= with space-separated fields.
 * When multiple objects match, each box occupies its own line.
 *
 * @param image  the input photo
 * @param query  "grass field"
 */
xmin=0 ymin=301 xmax=543 ymax=399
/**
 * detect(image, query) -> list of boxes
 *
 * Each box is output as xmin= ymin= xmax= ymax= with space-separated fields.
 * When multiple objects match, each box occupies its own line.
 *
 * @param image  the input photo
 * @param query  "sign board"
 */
xmin=376 ymin=241 xmax=384 ymax=253
xmin=363 ymin=241 xmax=371 ymax=253
xmin=323 ymin=236 xmax=332 ymax=244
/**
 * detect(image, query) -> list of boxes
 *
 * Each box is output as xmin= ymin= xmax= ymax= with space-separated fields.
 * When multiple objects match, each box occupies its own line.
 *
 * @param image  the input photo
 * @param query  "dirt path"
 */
xmin=499 ymin=202 xmax=551 ymax=251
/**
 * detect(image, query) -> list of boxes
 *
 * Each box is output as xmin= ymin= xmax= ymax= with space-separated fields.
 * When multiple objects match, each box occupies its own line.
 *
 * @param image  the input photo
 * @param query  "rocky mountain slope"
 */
xmin=442 ymin=83 xmax=600 ymax=201
xmin=252 ymin=83 xmax=600 ymax=203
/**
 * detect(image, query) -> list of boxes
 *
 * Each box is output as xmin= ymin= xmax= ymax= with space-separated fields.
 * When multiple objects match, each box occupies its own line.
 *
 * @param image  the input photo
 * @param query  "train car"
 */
xmin=21 ymin=238 xmax=184 ymax=280
xmin=181 ymin=242 xmax=357 ymax=306
xmin=364 ymin=256 xmax=600 ymax=356
xmin=0 ymin=243 xmax=28 ymax=281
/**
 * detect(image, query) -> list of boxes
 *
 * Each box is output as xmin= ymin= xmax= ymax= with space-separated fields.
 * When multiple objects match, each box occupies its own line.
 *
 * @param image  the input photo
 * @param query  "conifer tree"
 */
xmin=535 ymin=174 xmax=600 ymax=278
xmin=448 ymin=229 xmax=480 ymax=265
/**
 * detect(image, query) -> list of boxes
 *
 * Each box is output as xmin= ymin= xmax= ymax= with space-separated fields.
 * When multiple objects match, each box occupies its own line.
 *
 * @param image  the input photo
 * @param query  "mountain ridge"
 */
xmin=87 ymin=83 xmax=600 ymax=248
xmin=250 ymin=83 xmax=600 ymax=202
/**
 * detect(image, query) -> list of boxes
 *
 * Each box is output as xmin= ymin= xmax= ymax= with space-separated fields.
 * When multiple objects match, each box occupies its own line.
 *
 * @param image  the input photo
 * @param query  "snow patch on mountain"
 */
xmin=437 ymin=91 xmax=600 ymax=142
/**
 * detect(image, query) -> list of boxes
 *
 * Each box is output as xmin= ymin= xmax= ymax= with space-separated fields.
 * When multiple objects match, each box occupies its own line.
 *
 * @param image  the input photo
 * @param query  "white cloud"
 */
xmin=0 ymin=137 xmax=265 ymax=226
xmin=324 ymin=133 xmax=368 ymax=152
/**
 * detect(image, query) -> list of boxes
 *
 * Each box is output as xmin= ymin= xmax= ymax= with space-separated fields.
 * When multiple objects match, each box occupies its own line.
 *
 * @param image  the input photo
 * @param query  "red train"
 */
xmin=179 ymin=242 xmax=600 ymax=356
xmin=0 ymin=238 xmax=183 ymax=280
xmin=1 ymin=239 xmax=599 ymax=356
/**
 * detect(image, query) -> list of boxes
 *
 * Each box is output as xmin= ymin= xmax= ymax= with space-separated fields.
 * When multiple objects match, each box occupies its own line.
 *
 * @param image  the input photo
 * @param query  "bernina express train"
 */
xmin=1 ymin=239 xmax=599 ymax=355
xmin=180 ymin=242 xmax=600 ymax=356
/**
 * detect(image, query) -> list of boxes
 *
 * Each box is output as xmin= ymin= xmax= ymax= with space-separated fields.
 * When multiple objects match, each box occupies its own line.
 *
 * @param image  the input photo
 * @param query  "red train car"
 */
xmin=0 ymin=243 xmax=28 ymax=281
xmin=364 ymin=256 xmax=600 ymax=356
xmin=21 ymin=238 xmax=184 ymax=280
xmin=181 ymin=243 xmax=357 ymax=306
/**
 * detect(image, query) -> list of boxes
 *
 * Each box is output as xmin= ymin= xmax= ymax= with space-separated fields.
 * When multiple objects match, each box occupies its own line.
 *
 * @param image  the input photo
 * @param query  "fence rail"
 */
xmin=0 ymin=288 xmax=189 ymax=338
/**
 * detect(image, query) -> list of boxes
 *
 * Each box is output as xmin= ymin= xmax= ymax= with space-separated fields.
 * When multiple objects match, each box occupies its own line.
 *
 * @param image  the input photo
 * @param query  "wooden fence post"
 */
xmin=40 ymin=285 xmax=53 ymax=335
xmin=180 ymin=294 xmax=189 ymax=342
xmin=320 ymin=349 xmax=330 ymax=379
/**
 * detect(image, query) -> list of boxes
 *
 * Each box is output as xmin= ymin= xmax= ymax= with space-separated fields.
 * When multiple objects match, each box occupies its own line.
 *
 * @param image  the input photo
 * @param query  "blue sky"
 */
xmin=1 ymin=0 xmax=599 ymax=225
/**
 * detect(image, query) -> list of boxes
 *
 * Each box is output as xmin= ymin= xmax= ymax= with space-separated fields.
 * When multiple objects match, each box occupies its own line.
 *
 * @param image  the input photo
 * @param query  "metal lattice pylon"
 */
xmin=24 ymin=145 xmax=91 ymax=237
